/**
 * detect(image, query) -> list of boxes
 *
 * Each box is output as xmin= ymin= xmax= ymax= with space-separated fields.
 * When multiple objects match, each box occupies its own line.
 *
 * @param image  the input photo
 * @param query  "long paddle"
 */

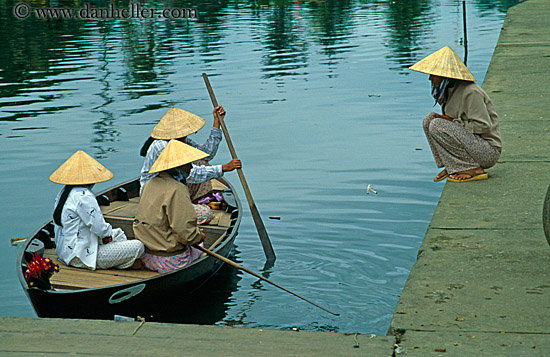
xmin=202 ymin=73 xmax=276 ymax=262
xmin=195 ymin=244 xmax=339 ymax=316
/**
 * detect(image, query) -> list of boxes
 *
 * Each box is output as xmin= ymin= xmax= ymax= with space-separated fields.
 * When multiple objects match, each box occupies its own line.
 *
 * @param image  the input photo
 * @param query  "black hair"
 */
xmin=166 ymin=168 xmax=187 ymax=185
xmin=140 ymin=137 xmax=155 ymax=157
xmin=166 ymin=168 xmax=179 ymax=177
xmin=53 ymin=185 xmax=75 ymax=227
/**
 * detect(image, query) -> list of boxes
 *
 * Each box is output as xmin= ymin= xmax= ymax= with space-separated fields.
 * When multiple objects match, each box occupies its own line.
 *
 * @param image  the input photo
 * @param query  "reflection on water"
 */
xmin=0 ymin=0 xmax=518 ymax=334
xmin=145 ymin=261 xmax=243 ymax=325
xmin=383 ymin=0 xmax=435 ymax=72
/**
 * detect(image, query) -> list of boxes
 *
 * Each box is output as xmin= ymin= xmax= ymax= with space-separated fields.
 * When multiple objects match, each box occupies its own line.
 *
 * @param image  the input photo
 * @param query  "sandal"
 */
xmin=433 ymin=170 xmax=449 ymax=182
xmin=448 ymin=171 xmax=488 ymax=182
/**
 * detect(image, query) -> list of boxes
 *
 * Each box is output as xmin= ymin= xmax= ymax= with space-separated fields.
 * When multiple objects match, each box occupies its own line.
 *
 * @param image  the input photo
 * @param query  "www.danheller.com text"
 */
xmin=13 ymin=2 xmax=199 ymax=20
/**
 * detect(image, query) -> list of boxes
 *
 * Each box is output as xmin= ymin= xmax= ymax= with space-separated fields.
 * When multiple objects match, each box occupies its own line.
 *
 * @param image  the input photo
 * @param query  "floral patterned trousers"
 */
xmin=423 ymin=113 xmax=501 ymax=174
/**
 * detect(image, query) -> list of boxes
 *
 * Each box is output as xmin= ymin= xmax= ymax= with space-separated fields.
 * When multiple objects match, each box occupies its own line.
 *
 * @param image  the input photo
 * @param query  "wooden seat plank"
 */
xmin=203 ymin=211 xmax=231 ymax=228
xmin=209 ymin=212 xmax=221 ymax=226
xmin=44 ymin=249 xmax=159 ymax=290
xmin=218 ymin=212 xmax=232 ymax=227
xmin=212 ymin=179 xmax=227 ymax=191
xmin=106 ymin=202 xmax=139 ymax=218
xmin=100 ymin=201 xmax=132 ymax=215
xmin=51 ymin=272 xmax=141 ymax=290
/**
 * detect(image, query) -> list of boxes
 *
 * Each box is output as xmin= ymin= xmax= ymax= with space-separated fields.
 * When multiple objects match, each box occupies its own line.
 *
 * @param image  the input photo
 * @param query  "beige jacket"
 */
xmin=444 ymin=81 xmax=502 ymax=149
xmin=133 ymin=172 xmax=202 ymax=255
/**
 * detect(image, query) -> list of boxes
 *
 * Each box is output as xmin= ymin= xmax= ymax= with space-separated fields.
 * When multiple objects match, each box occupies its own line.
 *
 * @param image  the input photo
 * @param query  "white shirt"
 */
xmin=54 ymin=187 xmax=112 ymax=270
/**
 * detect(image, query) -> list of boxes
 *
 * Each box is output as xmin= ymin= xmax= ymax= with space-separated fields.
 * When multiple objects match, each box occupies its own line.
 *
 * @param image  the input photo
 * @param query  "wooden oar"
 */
xmin=195 ymin=244 xmax=339 ymax=316
xmin=202 ymin=73 xmax=276 ymax=262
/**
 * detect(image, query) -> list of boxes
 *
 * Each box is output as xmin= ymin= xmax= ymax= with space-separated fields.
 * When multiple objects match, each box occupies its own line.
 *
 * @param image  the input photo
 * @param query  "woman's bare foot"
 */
xmin=435 ymin=169 xmax=448 ymax=180
xmin=433 ymin=169 xmax=449 ymax=182
xmin=449 ymin=168 xmax=485 ymax=180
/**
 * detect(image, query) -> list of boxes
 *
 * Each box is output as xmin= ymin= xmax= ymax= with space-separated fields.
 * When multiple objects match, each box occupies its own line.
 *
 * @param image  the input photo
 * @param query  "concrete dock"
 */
xmin=1 ymin=0 xmax=549 ymax=355
xmin=389 ymin=0 xmax=550 ymax=355
xmin=0 ymin=316 xmax=394 ymax=356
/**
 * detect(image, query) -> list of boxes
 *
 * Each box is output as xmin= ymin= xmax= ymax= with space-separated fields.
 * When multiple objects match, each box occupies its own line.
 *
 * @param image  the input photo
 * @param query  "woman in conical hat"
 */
xmin=139 ymin=105 xmax=241 ymax=199
xmin=133 ymin=140 xmax=208 ymax=274
xmin=410 ymin=46 xmax=502 ymax=182
xmin=51 ymin=150 xmax=144 ymax=270
xmin=139 ymin=105 xmax=242 ymax=224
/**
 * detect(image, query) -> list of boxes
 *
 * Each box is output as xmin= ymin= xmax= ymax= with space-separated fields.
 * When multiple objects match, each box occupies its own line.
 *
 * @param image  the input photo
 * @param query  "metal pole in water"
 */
xmin=463 ymin=0 xmax=468 ymax=65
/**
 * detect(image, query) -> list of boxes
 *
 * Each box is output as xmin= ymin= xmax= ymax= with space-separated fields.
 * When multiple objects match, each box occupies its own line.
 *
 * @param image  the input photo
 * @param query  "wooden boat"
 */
xmin=16 ymin=176 xmax=242 ymax=320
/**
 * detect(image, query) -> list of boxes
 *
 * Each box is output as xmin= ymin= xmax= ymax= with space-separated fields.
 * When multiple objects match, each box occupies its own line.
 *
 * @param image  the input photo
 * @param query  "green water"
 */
xmin=0 ymin=0 xmax=518 ymax=334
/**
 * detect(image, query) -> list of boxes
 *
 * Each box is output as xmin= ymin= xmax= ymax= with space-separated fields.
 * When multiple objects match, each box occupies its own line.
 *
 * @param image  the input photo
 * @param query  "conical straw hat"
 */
xmin=150 ymin=107 xmax=206 ymax=140
xmin=49 ymin=150 xmax=113 ymax=185
xmin=409 ymin=46 xmax=476 ymax=81
xmin=149 ymin=139 xmax=209 ymax=174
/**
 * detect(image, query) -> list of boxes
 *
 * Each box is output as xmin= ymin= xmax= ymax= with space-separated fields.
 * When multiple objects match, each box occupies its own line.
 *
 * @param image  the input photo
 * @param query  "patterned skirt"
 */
xmin=193 ymin=203 xmax=213 ymax=225
xmin=141 ymin=245 xmax=203 ymax=274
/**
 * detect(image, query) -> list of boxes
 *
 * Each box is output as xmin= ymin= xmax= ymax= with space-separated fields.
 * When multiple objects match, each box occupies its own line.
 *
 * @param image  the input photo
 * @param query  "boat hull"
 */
xmin=26 ymin=235 xmax=234 ymax=319
xmin=17 ymin=177 xmax=241 ymax=321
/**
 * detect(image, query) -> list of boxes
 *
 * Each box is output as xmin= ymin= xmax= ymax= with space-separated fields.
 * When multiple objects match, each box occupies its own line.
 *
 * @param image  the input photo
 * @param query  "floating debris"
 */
xmin=11 ymin=237 xmax=26 ymax=245
xmin=353 ymin=332 xmax=360 ymax=348
xmin=368 ymin=94 xmax=381 ymax=97
xmin=394 ymin=345 xmax=404 ymax=354
xmin=366 ymin=184 xmax=378 ymax=195
xmin=269 ymin=216 xmax=281 ymax=220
